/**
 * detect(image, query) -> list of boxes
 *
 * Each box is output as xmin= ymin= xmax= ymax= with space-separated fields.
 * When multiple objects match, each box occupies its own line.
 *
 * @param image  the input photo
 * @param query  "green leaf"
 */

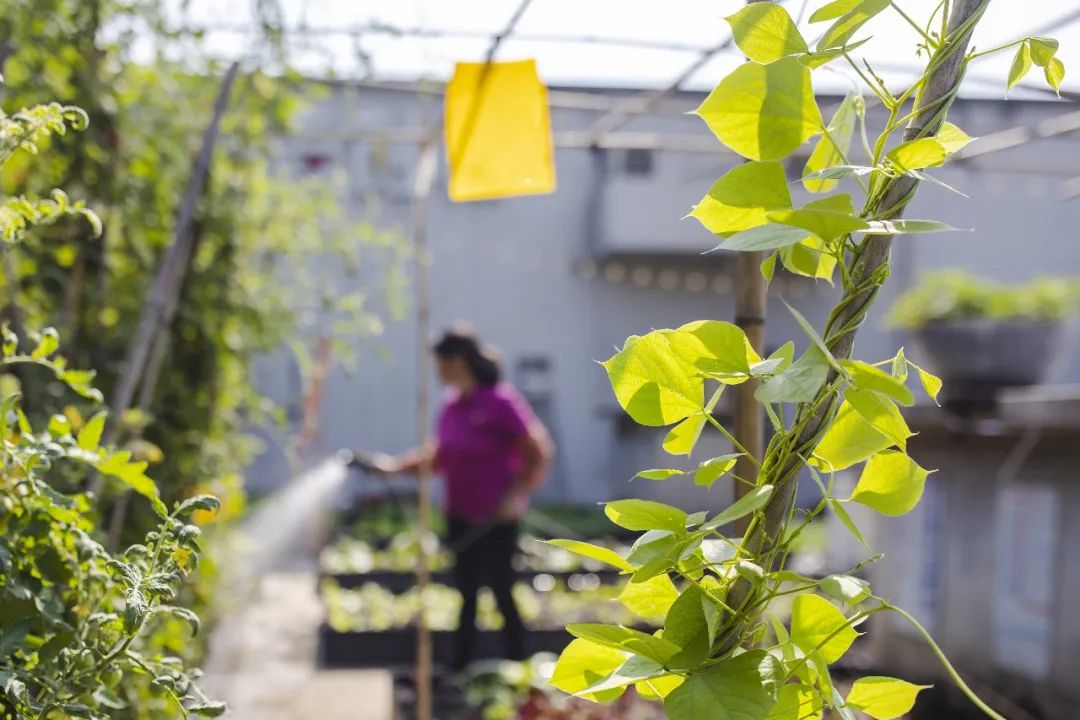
xmin=790 ymin=594 xmax=858 ymax=664
xmin=667 ymin=320 xmax=761 ymax=379
xmin=663 ymin=585 xmax=721 ymax=668
xmin=887 ymin=138 xmax=947 ymax=171
xmin=1044 ymin=57 xmax=1065 ymax=95
xmin=577 ymin=655 xmax=667 ymax=696
xmin=97 ymin=451 xmax=168 ymax=517
xmin=821 ymin=574 xmax=871 ymax=605
xmin=817 ymin=0 xmax=890 ymax=51
xmin=761 ymin=252 xmax=778 ymax=282
xmin=663 ymin=387 xmax=722 ymax=456
xmin=1007 ymin=42 xmax=1033 ymax=91
xmin=752 ymin=342 xmax=795 ymax=376
xmin=850 ymin=450 xmax=930 ymax=516
xmin=694 ymin=454 xmax=742 ymax=487
xmin=690 ymin=161 xmax=792 ymax=237
xmin=768 ymin=198 xmax=868 ymax=242
xmin=77 ymin=411 xmax=107 ymax=451
xmin=845 ymin=388 xmax=911 ymax=450
xmin=1028 ymin=37 xmax=1059 ymax=67
xmin=864 ymin=219 xmax=965 ymax=235
xmin=841 ymin=360 xmax=914 ymax=406
xmin=935 ymin=123 xmax=974 ymax=155
xmin=695 ymin=57 xmax=823 ymax=161
xmin=779 ymin=234 xmax=837 ymax=283
xmin=567 ymin=623 xmax=682 ymax=665
xmin=190 ymin=702 xmax=228 ymax=718
xmin=619 ymin=573 xmax=679 ymax=620
xmin=910 ymin=362 xmax=942 ymax=404
xmin=550 ymin=639 xmax=629 ymax=702
xmin=803 ymin=94 xmax=860 ymax=193
xmin=783 ymin=300 xmax=838 ymax=371
xmin=664 ymin=651 xmax=781 ymax=720
xmin=756 ymin=346 xmax=830 ymax=404
xmin=830 ymin=498 xmax=871 ymax=551
xmin=767 ymin=684 xmax=823 ymax=720
xmin=30 ymin=327 xmax=59 ymax=359
xmin=812 ymin=401 xmax=891 ymax=471
xmin=635 ymin=468 xmax=687 ymax=481
xmin=713 ymin=223 xmax=813 ymax=253
xmin=801 ymin=164 xmax=876 ymax=183
xmin=547 ymin=539 xmax=633 ymax=572
xmin=809 ymin=0 xmax=862 ymax=23
xmin=605 ymin=499 xmax=688 ymax=533
xmin=47 ymin=414 xmax=71 ymax=437
xmin=891 ymin=348 xmax=908 ymax=381
xmin=703 ymin=485 xmax=774 ymax=530
xmin=725 ymin=3 xmax=808 ymax=64
xmin=603 ymin=332 xmax=703 ymax=427
xmin=846 ymin=676 xmax=931 ymax=720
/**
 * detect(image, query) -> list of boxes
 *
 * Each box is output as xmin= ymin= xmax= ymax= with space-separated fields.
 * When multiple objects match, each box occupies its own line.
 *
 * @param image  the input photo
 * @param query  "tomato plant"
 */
xmin=1 ymin=102 xmax=220 ymax=719
xmin=548 ymin=2 xmax=1065 ymax=719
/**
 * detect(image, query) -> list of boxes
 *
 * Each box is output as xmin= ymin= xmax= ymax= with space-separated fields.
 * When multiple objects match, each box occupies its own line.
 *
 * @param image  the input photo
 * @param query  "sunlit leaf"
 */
xmin=803 ymin=94 xmax=860 ymax=193
xmin=767 ymin=684 xmax=824 ymax=720
xmin=1008 ymin=41 xmax=1033 ymax=91
xmin=1028 ymin=37 xmax=1060 ymax=67
xmin=694 ymin=453 xmax=742 ymax=487
xmin=864 ymin=219 xmax=965 ymax=235
xmin=550 ymin=639 xmax=629 ymax=702
xmin=812 ymin=401 xmax=891 ymax=471
xmin=703 ymin=485 xmax=774 ymax=530
xmin=816 ymin=0 xmax=890 ymax=51
xmin=768 ymin=195 xmax=868 ymax=241
xmin=603 ymin=332 xmax=703 ymax=427
xmin=663 ymin=388 xmax=721 ymax=456
xmin=829 ymin=498 xmax=870 ymax=551
xmin=618 ymin=573 xmax=679 ymax=620
xmin=841 ymin=360 xmax=914 ymax=405
xmin=790 ymin=594 xmax=858 ymax=663
xmin=695 ymin=58 xmax=822 ymax=161
xmin=568 ymin=623 xmax=682 ymax=665
xmin=635 ymin=468 xmax=687 ymax=481
xmin=546 ymin=539 xmax=633 ymax=572
xmin=845 ymin=387 xmax=911 ymax=450
xmin=690 ymin=161 xmax=792 ymax=237
xmin=1045 ymin=57 xmax=1065 ymax=95
xmin=725 ymin=3 xmax=808 ymax=64
xmin=605 ymin=499 xmax=688 ymax=533
xmin=846 ymin=676 xmax=931 ymax=720
xmin=850 ymin=450 xmax=930 ymax=516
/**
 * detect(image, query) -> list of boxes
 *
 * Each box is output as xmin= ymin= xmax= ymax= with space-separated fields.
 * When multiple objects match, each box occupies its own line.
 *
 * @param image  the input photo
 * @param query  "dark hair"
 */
xmin=432 ymin=325 xmax=501 ymax=387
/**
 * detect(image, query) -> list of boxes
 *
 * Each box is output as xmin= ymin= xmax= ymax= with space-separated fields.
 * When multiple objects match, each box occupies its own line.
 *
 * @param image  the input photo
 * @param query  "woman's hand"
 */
xmin=494 ymin=488 xmax=529 ymax=522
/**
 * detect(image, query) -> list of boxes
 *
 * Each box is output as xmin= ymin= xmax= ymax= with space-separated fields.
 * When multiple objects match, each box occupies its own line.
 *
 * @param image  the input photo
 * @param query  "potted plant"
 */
xmin=888 ymin=271 xmax=1079 ymax=392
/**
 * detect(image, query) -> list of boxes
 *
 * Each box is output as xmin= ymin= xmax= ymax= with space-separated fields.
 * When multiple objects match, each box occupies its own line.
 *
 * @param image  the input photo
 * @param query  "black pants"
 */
xmin=446 ymin=518 xmax=525 ymax=670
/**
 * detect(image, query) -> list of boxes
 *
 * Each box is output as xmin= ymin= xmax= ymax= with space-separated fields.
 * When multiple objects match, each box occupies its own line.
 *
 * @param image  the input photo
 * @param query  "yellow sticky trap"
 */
xmin=444 ymin=59 xmax=556 ymax=202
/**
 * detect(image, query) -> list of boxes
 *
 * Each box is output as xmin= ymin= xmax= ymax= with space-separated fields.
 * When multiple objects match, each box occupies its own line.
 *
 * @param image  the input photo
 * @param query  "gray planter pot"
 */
xmin=913 ymin=319 xmax=1063 ymax=388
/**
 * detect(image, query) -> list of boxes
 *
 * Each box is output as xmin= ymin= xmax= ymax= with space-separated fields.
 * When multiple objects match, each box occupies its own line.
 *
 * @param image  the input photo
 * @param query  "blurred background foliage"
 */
xmin=0 ymin=0 xmax=408 ymax=545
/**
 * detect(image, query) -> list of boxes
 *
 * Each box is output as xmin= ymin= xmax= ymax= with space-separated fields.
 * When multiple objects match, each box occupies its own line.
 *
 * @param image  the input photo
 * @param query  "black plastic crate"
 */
xmin=321 ymin=568 xmax=623 ymax=593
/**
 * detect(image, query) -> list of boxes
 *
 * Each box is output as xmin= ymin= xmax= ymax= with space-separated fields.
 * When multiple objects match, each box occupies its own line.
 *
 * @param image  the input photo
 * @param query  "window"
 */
xmin=624 ymin=148 xmax=654 ymax=176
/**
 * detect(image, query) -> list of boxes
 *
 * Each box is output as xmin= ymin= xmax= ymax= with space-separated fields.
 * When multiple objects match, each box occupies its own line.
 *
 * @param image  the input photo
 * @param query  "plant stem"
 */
xmin=883 ymin=602 xmax=1007 ymax=720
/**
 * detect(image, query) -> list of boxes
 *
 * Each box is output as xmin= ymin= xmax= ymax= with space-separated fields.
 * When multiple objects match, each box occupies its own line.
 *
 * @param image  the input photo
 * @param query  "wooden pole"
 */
xmin=411 ymin=137 xmax=438 ymax=720
xmin=732 ymin=0 xmax=769 ymax=531
xmin=91 ymin=61 xmax=239 ymax=505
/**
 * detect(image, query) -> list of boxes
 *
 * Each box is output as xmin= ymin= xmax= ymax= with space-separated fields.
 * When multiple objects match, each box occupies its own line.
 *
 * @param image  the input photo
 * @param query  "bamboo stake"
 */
xmin=410 ymin=137 xmax=438 ymax=720
xmin=732 ymin=0 xmax=769 ymax=531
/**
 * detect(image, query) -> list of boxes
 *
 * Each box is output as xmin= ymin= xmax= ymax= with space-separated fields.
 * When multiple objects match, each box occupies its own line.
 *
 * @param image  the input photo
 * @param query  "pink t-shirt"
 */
xmin=436 ymin=383 xmax=535 ymax=522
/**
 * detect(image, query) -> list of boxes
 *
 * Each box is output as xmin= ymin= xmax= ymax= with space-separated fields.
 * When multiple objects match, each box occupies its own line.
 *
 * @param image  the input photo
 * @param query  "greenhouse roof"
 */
xmin=173 ymin=0 xmax=1080 ymax=99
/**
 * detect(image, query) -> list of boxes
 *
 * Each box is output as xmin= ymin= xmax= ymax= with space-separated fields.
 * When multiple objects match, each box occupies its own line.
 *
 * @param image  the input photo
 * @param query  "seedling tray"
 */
xmin=317 ymin=624 xmax=576 ymax=668
xmin=321 ymin=568 xmax=623 ymax=593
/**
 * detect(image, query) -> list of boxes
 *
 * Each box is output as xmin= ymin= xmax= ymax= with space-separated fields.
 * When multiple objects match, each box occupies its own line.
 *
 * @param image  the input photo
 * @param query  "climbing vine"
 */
xmin=548 ymin=2 xmax=1064 ymax=719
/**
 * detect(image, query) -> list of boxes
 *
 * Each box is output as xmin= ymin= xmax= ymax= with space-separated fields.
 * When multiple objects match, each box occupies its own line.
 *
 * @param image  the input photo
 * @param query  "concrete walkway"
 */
xmin=202 ymin=460 xmax=394 ymax=719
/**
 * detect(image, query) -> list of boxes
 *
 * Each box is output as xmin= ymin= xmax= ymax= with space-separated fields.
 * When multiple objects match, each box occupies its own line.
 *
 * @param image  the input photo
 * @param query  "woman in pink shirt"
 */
xmin=381 ymin=327 xmax=553 ymax=670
